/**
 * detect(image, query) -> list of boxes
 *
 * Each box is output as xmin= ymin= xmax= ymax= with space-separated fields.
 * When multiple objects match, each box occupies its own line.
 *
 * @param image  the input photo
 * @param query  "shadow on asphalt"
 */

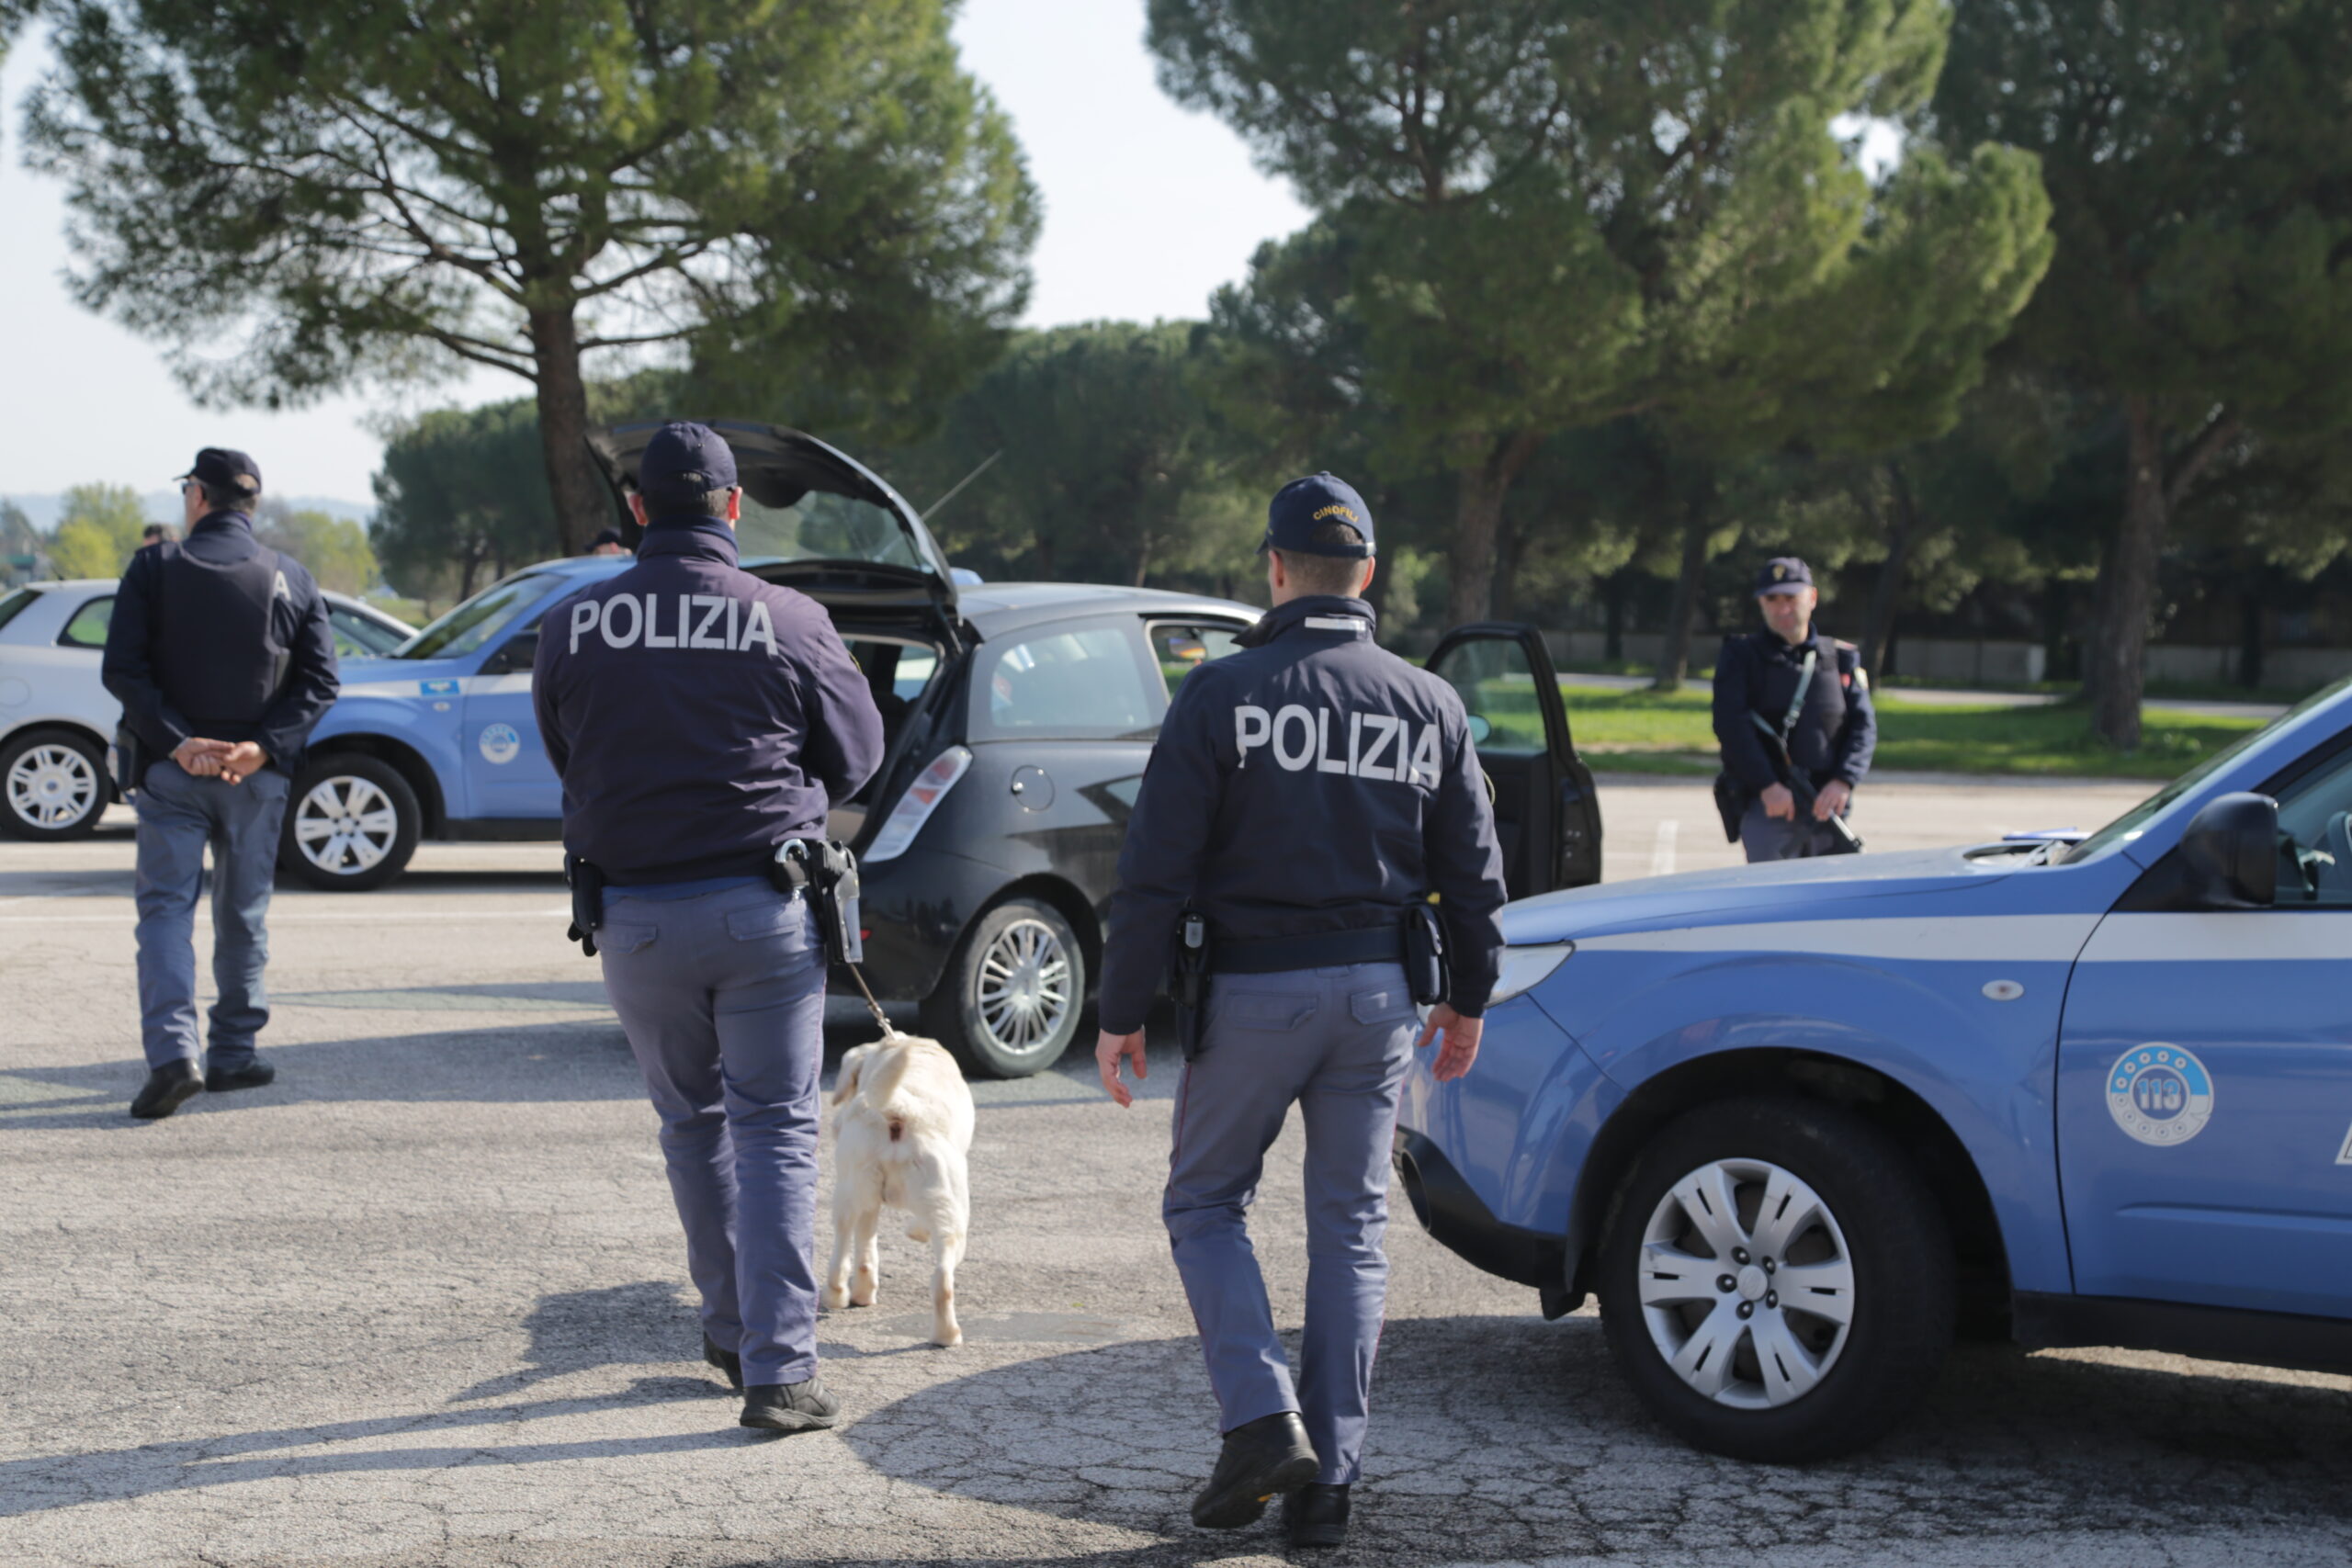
xmin=0 ymin=995 xmax=1185 ymax=1127
xmin=9 ymin=1312 xmax=2351 ymax=1558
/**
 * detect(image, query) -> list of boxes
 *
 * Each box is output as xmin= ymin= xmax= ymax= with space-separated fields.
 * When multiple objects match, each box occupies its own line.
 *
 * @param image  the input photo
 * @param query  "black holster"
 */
xmin=771 ymin=839 xmax=865 ymax=964
xmin=1173 ymin=909 xmax=1211 ymax=1061
xmin=564 ymin=853 xmax=605 ymax=958
xmin=1405 ymin=902 xmax=1449 ymax=1007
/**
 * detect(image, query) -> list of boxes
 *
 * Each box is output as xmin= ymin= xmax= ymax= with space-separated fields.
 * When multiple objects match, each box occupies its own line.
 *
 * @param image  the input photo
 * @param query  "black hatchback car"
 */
xmin=574 ymin=421 xmax=1605 ymax=1076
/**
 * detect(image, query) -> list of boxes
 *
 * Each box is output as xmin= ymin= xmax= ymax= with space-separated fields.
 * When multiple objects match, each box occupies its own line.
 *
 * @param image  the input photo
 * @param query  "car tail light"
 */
xmin=864 ymin=746 xmax=973 ymax=863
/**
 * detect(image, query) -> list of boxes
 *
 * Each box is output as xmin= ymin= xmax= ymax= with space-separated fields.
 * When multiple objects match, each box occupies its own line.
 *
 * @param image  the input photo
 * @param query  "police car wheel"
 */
xmin=1597 ymin=1095 xmax=1955 ymax=1463
xmin=280 ymin=754 xmax=421 ymax=892
xmin=923 ymin=898 xmax=1085 ymax=1078
xmin=0 ymin=729 xmax=109 ymax=841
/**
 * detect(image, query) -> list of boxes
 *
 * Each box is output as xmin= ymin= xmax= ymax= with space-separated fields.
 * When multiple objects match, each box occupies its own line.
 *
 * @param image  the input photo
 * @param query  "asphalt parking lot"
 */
xmin=6 ymin=773 xmax=2352 ymax=1568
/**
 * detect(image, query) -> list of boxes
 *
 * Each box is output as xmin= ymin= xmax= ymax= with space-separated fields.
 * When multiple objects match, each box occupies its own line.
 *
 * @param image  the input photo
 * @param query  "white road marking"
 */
xmin=1648 ymin=819 xmax=1679 ymax=878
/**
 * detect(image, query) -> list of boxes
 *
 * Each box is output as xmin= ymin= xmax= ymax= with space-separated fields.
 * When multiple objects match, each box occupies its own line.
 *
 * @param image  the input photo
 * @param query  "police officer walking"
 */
xmin=1095 ymin=474 xmax=1506 ymax=1550
xmin=103 ymin=448 xmax=340 ymax=1119
xmin=533 ymin=423 xmax=884 ymax=1433
xmin=1713 ymin=556 xmax=1877 ymax=862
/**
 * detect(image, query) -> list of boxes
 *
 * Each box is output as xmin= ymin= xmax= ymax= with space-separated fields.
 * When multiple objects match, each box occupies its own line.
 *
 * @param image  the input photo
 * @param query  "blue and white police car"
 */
xmin=1397 ymin=677 xmax=2352 ymax=1461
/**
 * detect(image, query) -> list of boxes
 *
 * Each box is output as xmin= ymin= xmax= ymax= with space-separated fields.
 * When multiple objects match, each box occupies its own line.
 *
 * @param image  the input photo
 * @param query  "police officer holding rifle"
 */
xmin=534 ymin=423 xmax=884 ymax=1432
xmin=1095 ymin=473 xmax=1508 ymax=1549
xmin=1712 ymin=556 xmax=1876 ymax=863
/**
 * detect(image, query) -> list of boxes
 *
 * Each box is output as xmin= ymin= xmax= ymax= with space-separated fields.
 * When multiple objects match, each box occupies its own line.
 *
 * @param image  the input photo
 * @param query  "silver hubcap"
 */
xmin=293 ymin=775 xmax=399 ymax=874
xmin=1636 ymin=1157 xmax=1855 ymax=1410
xmin=6 ymin=744 xmax=98 ymax=829
xmin=973 ymin=917 xmax=1072 ymax=1057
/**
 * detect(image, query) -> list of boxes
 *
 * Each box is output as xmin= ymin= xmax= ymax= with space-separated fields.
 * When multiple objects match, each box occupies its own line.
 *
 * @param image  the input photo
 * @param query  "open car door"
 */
xmin=1426 ymin=623 xmax=1601 ymax=897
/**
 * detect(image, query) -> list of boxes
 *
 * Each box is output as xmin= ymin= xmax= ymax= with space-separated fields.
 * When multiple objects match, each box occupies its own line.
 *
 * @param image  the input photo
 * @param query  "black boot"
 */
xmin=1284 ymin=1483 xmax=1351 ymax=1549
xmin=704 ymin=1335 xmax=743 ymax=1390
xmin=740 ymin=1374 xmax=840 ymax=1432
xmin=130 ymin=1061 xmax=203 ymax=1120
xmin=205 ymin=1058 xmax=277 ymax=1093
xmin=1192 ymin=1411 xmax=1319 ymax=1530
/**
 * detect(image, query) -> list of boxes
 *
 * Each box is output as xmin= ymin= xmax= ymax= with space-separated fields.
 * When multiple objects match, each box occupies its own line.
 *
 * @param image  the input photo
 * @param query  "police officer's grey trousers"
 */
xmin=1738 ymin=798 xmax=1850 ymax=863
xmin=1164 ymin=961 xmax=1419 ymax=1486
xmin=132 ymin=760 xmax=290 ymax=1071
xmin=597 ymin=882 xmax=826 ymax=1386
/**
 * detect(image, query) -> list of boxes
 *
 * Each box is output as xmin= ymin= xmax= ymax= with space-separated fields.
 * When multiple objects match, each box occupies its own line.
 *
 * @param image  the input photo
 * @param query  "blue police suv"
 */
xmin=1398 ymin=675 xmax=2352 ymax=1461
xmin=292 ymin=420 xmax=1607 ymax=1077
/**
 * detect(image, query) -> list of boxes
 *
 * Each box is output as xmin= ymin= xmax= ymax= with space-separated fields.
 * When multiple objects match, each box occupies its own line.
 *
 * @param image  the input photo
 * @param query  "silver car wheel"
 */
xmin=1636 ymin=1156 xmax=1856 ymax=1410
xmin=6 ymin=743 xmax=100 ymax=830
xmin=292 ymin=774 xmax=399 ymax=875
xmin=973 ymin=917 xmax=1073 ymax=1058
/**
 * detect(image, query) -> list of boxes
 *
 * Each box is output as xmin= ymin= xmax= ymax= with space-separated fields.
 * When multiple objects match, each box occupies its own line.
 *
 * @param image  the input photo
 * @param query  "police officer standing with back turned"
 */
xmin=1713 ymin=556 xmax=1877 ymax=863
xmin=533 ymin=423 xmax=884 ymax=1434
xmin=1095 ymin=474 xmax=1507 ymax=1551
xmin=104 ymin=448 xmax=340 ymax=1120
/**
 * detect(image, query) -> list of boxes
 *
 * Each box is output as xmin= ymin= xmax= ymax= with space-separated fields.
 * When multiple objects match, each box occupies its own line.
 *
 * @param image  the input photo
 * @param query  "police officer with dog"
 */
xmin=104 ymin=447 xmax=339 ymax=1120
xmin=1713 ymin=555 xmax=1877 ymax=862
xmin=534 ymin=422 xmax=884 ymax=1433
xmin=1095 ymin=473 xmax=1506 ymax=1550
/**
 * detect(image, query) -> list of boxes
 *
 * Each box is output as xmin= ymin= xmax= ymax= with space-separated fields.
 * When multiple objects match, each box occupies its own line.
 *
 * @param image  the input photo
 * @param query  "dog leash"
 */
xmin=842 ymin=961 xmax=904 ymax=1041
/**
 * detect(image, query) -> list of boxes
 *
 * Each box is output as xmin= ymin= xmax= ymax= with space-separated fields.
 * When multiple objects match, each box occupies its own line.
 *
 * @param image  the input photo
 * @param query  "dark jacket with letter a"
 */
xmin=101 ymin=509 xmax=340 ymax=775
xmin=1096 ymin=594 xmax=1509 ymax=1034
xmin=532 ymin=519 xmax=886 ymax=884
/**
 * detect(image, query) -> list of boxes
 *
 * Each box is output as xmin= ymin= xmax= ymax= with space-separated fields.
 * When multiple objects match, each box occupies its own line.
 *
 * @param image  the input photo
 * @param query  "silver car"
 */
xmin=0 ymin=579 xmax=414 ymax=840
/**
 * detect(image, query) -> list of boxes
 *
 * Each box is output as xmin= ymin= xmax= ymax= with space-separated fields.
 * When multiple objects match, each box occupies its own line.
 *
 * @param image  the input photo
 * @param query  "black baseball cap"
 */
xmin=1261 ymin=471 xmax=1374 ymax=558
xmin=177 ymin=447 xmax=261 ymax=496
xmin=1754 ymin=556 xmax=1814 ymax=596
xmin=637 ymin=422 xmax=739 ymax=514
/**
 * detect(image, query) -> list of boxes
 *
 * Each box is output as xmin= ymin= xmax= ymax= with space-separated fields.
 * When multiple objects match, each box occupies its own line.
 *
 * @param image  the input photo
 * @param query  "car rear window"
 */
xmin=0 ymin=588 xmax=37 ymax=636
xmin=58 ymin=596 xmax=113 ymax=649
xmin=970 ymin=623 xmax=1158 ymax=739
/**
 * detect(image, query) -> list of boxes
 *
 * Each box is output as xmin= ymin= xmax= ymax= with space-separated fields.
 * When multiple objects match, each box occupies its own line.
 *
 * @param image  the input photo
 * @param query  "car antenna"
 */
xmin=920 ymin=449 xmax=1003 ymax=522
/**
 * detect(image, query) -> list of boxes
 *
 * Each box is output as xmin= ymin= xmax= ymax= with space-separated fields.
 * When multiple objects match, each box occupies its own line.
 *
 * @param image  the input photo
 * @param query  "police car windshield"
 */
xmin=2058 ymin=671 xmax=2352 ymax=863
xmin=393 ymin=573 xmax=559 ymax=660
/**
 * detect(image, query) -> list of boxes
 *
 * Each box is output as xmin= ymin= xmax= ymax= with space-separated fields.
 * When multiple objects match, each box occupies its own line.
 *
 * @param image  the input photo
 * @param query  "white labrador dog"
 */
xmin=823 ymin=1033 xmax=975 ymax=1347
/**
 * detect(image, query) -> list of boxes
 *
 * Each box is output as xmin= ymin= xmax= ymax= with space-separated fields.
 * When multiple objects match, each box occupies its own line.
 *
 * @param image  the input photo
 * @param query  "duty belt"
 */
xmin=1209 ymin=924 xmax=1404 ymax=975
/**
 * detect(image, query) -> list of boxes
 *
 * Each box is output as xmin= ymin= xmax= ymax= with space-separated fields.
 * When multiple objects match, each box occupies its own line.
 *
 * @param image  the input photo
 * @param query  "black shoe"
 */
xmin=1284 ymin=1483 xmax=1351 ymax=1549
xmin=204 ymin=1059 xmax=276 ymax=1093
xmin=130 ymin=1061 xmax=204 ymax=1120
xmin=704 ymin=1335 xmax=743 ymax=1390
xmin=740 ymin=1375 xmax=840 ymax=1432
xmin=1192 ymin=1411 xmax=1319 ymax=1530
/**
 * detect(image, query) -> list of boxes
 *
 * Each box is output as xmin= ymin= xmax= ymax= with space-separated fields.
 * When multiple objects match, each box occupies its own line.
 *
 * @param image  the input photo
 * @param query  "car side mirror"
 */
xmin=2178 ymin=792 xmax=2278 ymax=908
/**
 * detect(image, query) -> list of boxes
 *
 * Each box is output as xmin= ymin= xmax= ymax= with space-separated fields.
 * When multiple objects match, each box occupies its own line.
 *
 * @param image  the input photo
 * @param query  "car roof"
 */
xmin=31 ymin=578 xmax=406 ymax=618
xmin=950 ymin=581 xmax=1261 ymax=637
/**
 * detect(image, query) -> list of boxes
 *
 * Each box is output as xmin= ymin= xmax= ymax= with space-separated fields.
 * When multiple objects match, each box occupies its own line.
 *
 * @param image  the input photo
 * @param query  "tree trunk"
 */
xmin=1445 ymin=431 xmax=1543 ymax=625
xmin=2089 ymin=399 xmax=2167 ymax=748
xmin=1602 ymin=570 xmax=1628 ymax=662
xmin=1651 ymin=495 xmax=1713 ymax=693
xmin=2239 ymin=578 xmax=2266 ymax=690
xmin=1859 ymin=462 xmax=1921 ymax=679
xmin=530 ymin=307 xmax=608 ymax=556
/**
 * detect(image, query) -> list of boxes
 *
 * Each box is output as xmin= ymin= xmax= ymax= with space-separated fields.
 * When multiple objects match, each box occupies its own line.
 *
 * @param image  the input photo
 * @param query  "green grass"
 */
xmin=1552 ymin=685 xmax=2268 ymax=779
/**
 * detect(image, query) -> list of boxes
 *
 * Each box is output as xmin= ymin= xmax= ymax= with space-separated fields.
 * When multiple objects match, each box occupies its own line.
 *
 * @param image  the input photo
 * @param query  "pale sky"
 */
xmin=0 ymin=0 xmax=1310 ymax=505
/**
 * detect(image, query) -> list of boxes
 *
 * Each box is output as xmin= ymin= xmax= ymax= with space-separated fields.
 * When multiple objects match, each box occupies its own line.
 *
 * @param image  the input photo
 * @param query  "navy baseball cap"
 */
xmin=1261 ymin=472 xmax=1374 ymax=558
xmin=637 ymin=422 xmax=739 ymax=512
xmin=1754 ymin=556 xmax=1814 ymax=596
xmin=177 ymin=447 xmax=260 ymax=495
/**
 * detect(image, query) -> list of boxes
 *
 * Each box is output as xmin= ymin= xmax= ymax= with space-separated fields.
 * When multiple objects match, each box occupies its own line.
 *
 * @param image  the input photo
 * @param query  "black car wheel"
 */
xmin=923 ymin=897 xmax=1086 ymax=1078
xmin=0 ymin=728 xmax=109 ymax=840
xmin=280 ymin=753 xmax=421 ymax=891
xmin=1597 ymin=1096 xmax=1955 ymax=1462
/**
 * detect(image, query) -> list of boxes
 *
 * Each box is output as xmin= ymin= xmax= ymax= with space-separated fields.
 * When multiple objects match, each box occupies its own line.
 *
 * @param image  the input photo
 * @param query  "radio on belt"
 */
xmin=772 ymin=838 xmax=864 ymax=964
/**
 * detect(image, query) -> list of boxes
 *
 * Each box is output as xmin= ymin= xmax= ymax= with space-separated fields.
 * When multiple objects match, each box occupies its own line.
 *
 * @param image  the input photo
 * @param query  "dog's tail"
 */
xmin=867 ymin=1043 xmax=922 ymax=1128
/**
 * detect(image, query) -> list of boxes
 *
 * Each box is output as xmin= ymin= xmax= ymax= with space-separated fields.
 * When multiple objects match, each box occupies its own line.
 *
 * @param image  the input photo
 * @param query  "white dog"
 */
xmin=823 ymin=1033 xmax=975 ymax=1347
